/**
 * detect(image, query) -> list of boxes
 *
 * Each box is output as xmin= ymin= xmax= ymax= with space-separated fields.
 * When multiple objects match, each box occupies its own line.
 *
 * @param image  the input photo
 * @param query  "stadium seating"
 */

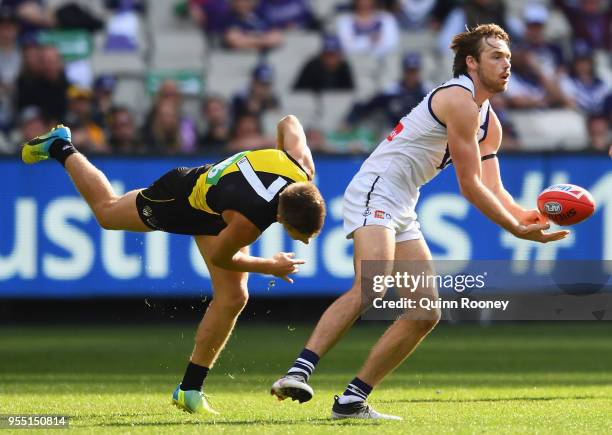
xmin=3 ymin=0 xmax=609 ymax=152
xmin=508 ymin=109 xmax=588 ymax=150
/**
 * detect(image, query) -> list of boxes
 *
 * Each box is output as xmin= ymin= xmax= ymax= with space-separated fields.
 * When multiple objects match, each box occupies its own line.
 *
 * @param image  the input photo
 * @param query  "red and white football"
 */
xmin=537 ymin=184 xmax=596 ymax=226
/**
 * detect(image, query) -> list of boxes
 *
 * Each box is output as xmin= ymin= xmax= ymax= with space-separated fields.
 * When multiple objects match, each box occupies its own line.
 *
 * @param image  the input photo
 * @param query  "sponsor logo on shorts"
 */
xmin=362 ymin=208 xmax=372 ymax=217
xmin=145 ymin=217 xmax=164 ymax=231
xmin=544 ymin=201 xmax=562 ymax=215
xmin=374 ymin=210 xmax=387 ymax=219
xmin=142 ymin=206 xmax=153 ymax=217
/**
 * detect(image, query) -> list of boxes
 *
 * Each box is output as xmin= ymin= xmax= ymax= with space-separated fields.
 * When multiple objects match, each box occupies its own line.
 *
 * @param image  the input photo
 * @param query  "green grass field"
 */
xmin=1 ymin=322 xmax=611 ymax=434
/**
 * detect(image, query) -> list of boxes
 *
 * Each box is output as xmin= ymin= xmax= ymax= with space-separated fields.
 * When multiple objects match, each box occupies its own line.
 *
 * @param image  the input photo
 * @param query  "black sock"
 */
xmin=180 ymin=361 xmax=209 ymax=391
xmin=48 ymin=139 xmax=78 ymax=166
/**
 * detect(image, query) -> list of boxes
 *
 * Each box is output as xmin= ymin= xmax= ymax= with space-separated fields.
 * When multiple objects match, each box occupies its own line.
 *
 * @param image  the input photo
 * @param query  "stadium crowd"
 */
xmin=0 ymin=0 xmax=610 ymax=156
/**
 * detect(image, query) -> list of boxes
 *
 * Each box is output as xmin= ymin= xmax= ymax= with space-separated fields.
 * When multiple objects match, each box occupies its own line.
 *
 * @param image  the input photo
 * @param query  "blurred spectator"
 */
xmin=11 ymin=105 xmax=49 ymax=150
xmin=304 ymin=126 xmax=330 ymax=153
xmin=232 ymin=63 xmax=280 ymax=120
xmin=0 ymin=6 xmax=21 ymax=87
xmin=15 ymin=43 xmax=68 ymax=123
xmin=346 ymin=52 xmax=427 ymax=128
xmin=189 ymin=0 xmax=230 ymax=35
xmin=3 ymin=0 xmax=55 ymax=37
xmin=293 ymin=34 xmax=354 ymax=92
xmin=256 ymin=0 xmax=319 ymax=31
xmin=143 ymin=99 xmax=182 ymax=153
xmin=560 ymin=41 xmax=610 ymax=115
xmin=519 ymin=3 xmax=566 ymax=77
xmin=604 ymin=92 xmax=612 ymax=124
xmin=55 ymin=2 xmax=104 ymax=32
xmin=143 ymin=79 xmax=197 ymax=152
xmin=143 ymin=99 xmax=196 ymax=154
xmin=198 ymin=94 xmax=231 ymax=151
xmin=336 ymin=0 xmax=400 ymax=57
xmin=227 ymin=112 xmax=276 ymax=151
xmin=553 ymin=0 xmax=611 ymax=50
xmin=66 ymin=85 xmax=107 ymax=153
xmin=108 ymin=105 xmax=145 ymax=153
xmin=92 ymin=74 xmax=117 ymax=128
xmin=0 ymin=6 xmax=20 ymax=134
xmin=586 ymin=114 xmax=611 ymax=151
xmin=429 ymin=0 xmax=459 ymax=30
xmin=3 ymin=0 xmax=103 ymax=36
xmin=154 ymin=79 xmax=182 ymax=107
xmin=504 ymin=44 xmax=572 ymax=109
xmin=105 ymin=0 xmax=145 ymax=13
xmin=437 ymin=0 xmax=519 ymax=53
xmin=103 ymin=0 xmax=143 ymax=51
xmin=390 ymin=0 xmax=436 ymax=30
xmin=222 ymin=0 xmax=283 ymax=51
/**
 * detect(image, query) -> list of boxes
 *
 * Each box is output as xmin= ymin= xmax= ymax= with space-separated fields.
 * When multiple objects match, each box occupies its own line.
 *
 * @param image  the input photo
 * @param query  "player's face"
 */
xmin=475 ymin=37 xmax=511 ymax=94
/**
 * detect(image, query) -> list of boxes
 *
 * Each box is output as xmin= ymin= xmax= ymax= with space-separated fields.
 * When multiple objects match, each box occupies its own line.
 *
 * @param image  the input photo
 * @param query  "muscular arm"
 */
xmin=433 ymin=87 xmax=520 ymax=234
xmin=433 ymin=87 xmax=567 ymax=243
xmin=276 ymin=115 xmax=315 ymax=179
xmin=208 ymin=210 xmax=268 ymax=272
xmin=209 ymin=210 xmax=303 ymax=282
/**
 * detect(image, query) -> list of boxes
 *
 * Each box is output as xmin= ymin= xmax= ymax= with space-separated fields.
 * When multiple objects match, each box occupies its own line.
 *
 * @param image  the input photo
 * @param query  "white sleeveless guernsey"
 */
xmin=343 ymin=74 xmax=491 ymax=242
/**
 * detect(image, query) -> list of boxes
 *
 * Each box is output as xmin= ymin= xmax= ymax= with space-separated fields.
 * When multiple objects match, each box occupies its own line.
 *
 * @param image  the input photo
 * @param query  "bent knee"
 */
xmin=415 ymin=311 xmax=440 ymax=334
xmin=214 ymin=288 xmax=249 ymax=313
xmin=397 ymin=310 xmax=440 ymax=335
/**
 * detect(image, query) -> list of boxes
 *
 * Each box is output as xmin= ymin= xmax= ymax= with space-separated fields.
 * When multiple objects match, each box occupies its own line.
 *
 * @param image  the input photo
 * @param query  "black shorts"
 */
xmin=135 ymin=165 xmax=227 ymax=235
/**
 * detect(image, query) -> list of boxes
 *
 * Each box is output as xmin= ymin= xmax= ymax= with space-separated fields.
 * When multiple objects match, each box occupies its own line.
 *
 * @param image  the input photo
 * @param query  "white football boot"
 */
xmin=270 ymin=374 xmax=314 ymax=403
xmin=331 ymin=395 xmax=402 ymax=420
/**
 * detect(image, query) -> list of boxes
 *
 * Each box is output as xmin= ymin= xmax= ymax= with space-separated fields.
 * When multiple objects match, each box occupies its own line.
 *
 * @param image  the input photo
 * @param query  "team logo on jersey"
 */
xmin=544 ymin=201 xmax=562 ymax=215
xmin=386 ymin=122 xmax=404 ymax=141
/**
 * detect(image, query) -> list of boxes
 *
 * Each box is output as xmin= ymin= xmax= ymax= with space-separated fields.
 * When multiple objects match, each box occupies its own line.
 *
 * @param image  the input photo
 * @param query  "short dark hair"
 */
xmin=278 ymin=182 xmax=326 ymax=235
xmin=450 ymin=24 xmax=510 ymax=77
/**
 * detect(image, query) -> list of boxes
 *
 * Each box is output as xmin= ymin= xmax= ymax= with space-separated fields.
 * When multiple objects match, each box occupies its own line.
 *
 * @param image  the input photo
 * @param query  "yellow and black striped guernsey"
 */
xmin=188 ymin=149 xmax=309 ymax=232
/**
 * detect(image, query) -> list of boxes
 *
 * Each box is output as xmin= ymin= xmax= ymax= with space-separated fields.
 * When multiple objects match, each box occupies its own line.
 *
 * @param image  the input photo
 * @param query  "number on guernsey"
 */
xmin=236 ymin=157 xmax=287 ymax=202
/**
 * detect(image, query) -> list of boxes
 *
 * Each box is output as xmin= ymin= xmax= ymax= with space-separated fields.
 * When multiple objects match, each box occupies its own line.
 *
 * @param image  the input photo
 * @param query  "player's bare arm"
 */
xmin=433 ymin=86 xmax=567 ymax=243
xmin=209 ymin=210 xmax=305 ymax=283
xmin=276 ymin=115 xmax=315 ymax=179
xmin=479 ymin=108 xmax=547 ymax=226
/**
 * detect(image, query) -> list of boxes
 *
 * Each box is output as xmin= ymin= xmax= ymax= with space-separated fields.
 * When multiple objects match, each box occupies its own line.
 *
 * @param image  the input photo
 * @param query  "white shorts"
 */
xmin=343 ymin=173 xmax=423 ymax=243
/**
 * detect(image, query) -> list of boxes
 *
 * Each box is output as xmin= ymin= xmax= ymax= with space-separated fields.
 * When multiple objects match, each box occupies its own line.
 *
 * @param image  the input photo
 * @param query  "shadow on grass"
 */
xmin=80 ymin=418 xmax=385 ymax=428
xmin=376 ymin=395 xmax=607 ymax=404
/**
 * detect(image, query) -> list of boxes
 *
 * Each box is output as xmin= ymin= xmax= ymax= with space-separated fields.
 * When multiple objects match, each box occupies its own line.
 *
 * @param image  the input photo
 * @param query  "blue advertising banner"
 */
xmin=0 ymin=154 xmax=610 ymax=297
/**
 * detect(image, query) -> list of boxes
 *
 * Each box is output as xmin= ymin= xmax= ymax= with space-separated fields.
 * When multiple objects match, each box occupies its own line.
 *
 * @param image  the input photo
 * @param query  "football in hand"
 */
xmin=537 ymin=184 xmax=596 ymax=226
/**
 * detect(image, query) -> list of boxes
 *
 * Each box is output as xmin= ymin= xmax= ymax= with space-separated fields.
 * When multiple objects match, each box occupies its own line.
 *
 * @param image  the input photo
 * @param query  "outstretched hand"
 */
xmin=269 ymin=252 xmax=305 ymax=284
xmin=513 ymin=222 xmax=570 ymax=243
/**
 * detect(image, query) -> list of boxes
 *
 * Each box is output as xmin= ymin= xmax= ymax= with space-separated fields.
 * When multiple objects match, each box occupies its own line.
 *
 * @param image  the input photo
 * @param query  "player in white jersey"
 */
xmin=271 ymin=24 xmax=570 ymax=419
